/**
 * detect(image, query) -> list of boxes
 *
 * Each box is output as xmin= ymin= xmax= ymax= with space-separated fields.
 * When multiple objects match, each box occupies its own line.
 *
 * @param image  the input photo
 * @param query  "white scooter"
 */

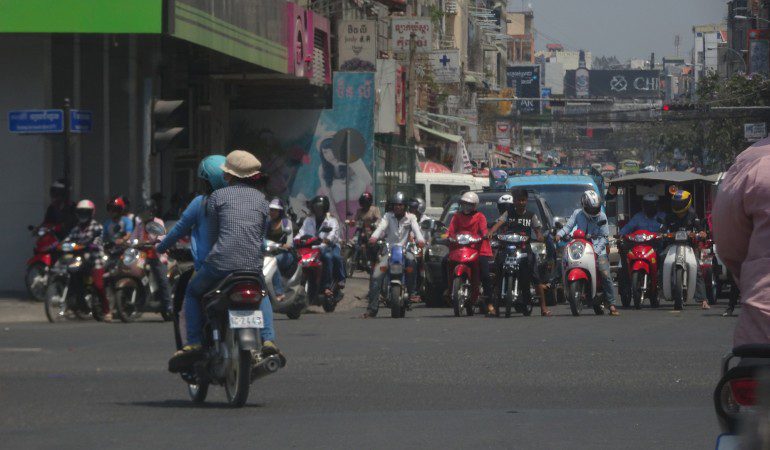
xmin=661 ymin=228 xmax=698 ymax=310
xmin=561 ymin=227 xmax=605 ymax=316
xmin=263 ymin=240 xmax=306 ymax=319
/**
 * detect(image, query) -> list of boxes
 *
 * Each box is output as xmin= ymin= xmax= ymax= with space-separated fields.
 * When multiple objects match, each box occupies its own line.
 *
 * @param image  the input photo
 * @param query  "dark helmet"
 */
xmin=407 ymin=198 xmax=419 ymax=213
xmin=138 ymin=199 xmax=158 ymax=222
xmin=107 ymin=196 xmax=126 ymax=214
xmin=50 ymin=179 xmax=69 ymax=198
xmin=309 ymin=195 xmax=330 ymax=215
xmin=359 ymin=192 xmax=373 ymax=208
xmin=389 ymin=191 xmax=407 ymax=206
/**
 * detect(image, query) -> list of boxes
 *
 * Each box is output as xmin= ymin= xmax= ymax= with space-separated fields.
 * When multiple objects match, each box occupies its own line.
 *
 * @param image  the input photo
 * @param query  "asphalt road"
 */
xmin=0 ymin=275 xmax=738 ymax=449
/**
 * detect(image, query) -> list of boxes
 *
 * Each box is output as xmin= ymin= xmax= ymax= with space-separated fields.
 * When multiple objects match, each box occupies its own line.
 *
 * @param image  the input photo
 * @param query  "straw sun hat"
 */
xmin=220 ymin=150 xmax=262 ymax=178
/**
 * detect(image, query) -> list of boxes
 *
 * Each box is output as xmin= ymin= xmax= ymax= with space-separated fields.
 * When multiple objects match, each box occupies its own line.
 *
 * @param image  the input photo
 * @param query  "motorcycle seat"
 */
xmin=202 ymin=271 xmax=263 ymax=302
xmin=733 ymin=344 xmax=770 ymax=359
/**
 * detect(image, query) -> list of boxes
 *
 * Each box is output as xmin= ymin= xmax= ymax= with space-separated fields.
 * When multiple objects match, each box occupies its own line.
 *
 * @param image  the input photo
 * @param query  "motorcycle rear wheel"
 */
xmin=25 ymin=262 xmax=48 ymax=302
xmin=631 ymin=271 xmax=644 ymax=310
xmin=568 ymin=280 xmax=583 ymax=316
xmin=224 ymin=329 xmax=252 ymax=408
xmin=390 ymin=285 xmax=403 ymax=318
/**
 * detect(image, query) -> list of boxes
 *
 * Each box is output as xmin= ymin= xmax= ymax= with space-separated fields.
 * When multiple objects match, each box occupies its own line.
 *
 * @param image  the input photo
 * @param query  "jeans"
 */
xmin=147 ymin=258 xmax=172 ymax=311
xmin=184 ymin=264 xmax=275 ymax=345
xmin=271 ymin=251 xmax=296 ymax=296
xmin=320 ymin=245 xmax=345 ymax=290
xmin=366 ymin=253 xmax=416 ymax=316
xmin=597 ymin=255 xmax=617 ymax=306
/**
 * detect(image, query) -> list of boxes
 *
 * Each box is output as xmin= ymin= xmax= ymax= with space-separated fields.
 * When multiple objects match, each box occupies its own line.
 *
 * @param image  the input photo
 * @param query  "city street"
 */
xmin=0 ymin=274 xmax=737 ymax=449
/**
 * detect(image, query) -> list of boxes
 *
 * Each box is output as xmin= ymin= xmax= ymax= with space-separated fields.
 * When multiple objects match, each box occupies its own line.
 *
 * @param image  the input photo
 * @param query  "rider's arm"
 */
xmin=532 ymin=214 xmax=544 ymax=242
xmin=557 ymin=210 xmax=579 ymax=238
xmin=409 ymin=215 xmax=425 ymax=244
xmin=205 ymin=191 xmax=220 ymax=248
xmin=370 ymin=215 xmax=388 ymax=241
xmin=282 ymin=219 xmax=294 ymax=248
xmin=488 ymin=211 xmax=506 ymax=236
xmin=157 ymin=196 xmax=201 ymax=253
xmin=297 ymin=216 xmax=314 ymax=238
xmin=619 ymin=213 xmax=639 ymax=236
xmin=326 ymin=218 xmax=341 ymax=245
xmin=594 ymin=215 xmax=610 ymax=254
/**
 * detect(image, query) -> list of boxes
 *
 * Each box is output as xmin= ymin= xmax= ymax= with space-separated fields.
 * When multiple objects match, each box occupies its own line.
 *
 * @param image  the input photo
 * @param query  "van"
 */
xmin=415 ymin=172 xmax=489 ymax=217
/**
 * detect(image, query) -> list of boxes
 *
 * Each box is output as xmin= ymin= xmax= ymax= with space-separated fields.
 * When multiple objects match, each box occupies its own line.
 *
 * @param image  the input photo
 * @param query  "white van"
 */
xmin=415 ymin=172 xmax=489 ymax=218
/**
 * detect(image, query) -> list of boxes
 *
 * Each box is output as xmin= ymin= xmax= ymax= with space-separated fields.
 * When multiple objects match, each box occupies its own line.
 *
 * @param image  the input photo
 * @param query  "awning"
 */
xmin=464 ymin=74 xmax=479 ymax=84
xmin=416 ymin=124 xmax=463 ymax=143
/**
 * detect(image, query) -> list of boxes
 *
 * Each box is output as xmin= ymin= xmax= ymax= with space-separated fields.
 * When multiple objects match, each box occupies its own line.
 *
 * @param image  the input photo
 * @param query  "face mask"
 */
xmin=461 ymin=204 xmax=474 ymax=215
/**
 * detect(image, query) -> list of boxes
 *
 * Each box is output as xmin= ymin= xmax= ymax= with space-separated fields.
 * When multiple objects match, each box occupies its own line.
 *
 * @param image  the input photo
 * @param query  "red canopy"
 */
xmin=419 ymin=161 xmax=452 ymax=174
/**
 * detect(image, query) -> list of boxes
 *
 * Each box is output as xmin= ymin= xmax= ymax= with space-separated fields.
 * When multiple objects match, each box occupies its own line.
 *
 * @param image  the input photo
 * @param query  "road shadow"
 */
xmin=118 ymin=399 xmax=265 ymax=409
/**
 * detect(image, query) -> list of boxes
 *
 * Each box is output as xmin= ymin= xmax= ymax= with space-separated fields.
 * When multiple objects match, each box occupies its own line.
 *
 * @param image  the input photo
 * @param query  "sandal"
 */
xmin=701 ymin=301 xmax=711 ymax=310
xmin=541 ymin=309 xmax=552 ymax=317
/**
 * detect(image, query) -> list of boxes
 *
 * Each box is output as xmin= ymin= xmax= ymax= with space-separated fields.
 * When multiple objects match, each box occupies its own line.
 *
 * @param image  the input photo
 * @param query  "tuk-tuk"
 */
xmin=606 ymin=171 xmax=719 ymax=307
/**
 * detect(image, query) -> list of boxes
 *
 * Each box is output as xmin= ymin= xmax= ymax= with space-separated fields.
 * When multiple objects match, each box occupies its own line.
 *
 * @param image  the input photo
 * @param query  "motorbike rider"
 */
xmin=362 ymin=192 xmax=425 ymax=318
xmin=168 ymin=150 xmax=279 ymax=371
xmin=488 ymin=189 xmax=552 ymax=316
xmin=266 ymin=199 xmax=295 ymax=302
xmin=662 ymin=189 xmax=710 ymax=310
xmin=102 ymin=196 xmax=133 ymax=246
xmin=555 ymin=190 xmax=620 ymax=316
xmin=130 ymin=201 xmax=172 ymax=314
xmin=408 ymin=197 xmax=432 ymax=225
xmin=297 ymin=195 xmax=345 ymax=297
xmin=496 ymin=194 xmax=514 ymax=218
xmin=617 ymin=193 xmax=665 ymax=304
xmin=64 ymin=200 xmax=111 ymax=322
xmin=355 ymin=192 xmax=381 ymax=264
xmin=157 ymin=155 xmax=227 ymax=342
xmin=43 ymin=179 xmax=75 ymax=239
xmin=446 ymin=192 xmax=495 ymax=316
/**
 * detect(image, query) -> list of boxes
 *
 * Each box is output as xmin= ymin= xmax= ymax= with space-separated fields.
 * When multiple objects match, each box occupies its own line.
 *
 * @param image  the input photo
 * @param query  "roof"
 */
xmin=609 ymin=171 xmax=715 ymax=184
xmin=505 ymin=174 xmax=598 ymax=188
xmin=416 ymin=124 xmax=463 ymax=143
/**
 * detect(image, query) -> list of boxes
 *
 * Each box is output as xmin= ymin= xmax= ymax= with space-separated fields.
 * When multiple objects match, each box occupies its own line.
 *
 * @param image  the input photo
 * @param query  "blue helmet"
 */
xmin=198 ymin=155 xmax=227 ymax=190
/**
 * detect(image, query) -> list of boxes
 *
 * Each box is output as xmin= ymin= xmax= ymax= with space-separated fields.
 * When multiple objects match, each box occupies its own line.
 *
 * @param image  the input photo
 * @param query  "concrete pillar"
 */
xmin=210 ymin=81 xmax=230 ymax=153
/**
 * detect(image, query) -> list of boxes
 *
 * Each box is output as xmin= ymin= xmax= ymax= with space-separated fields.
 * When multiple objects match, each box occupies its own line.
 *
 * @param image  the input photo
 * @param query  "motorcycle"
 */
xmin=448 ymin=233 xmax=483 ymax=317
xmin=44 ymin=242 xmax=104 ymax=323
xmin=561 ymin=228 xmax=606 ymax=316
xmin=713 ymin=344 xmax=770 ymax=448
xmin=375 ymin=241 xmax=409 ymax=318
xmin=263 ymin=240 xmax=305 ymax=320
xmin=294 ymin=230 xmax=342 ymax=313
xmin=177 ymin=271 xmax=285 ymax=407
xmin=106 ymin=221 xmax=172 ymax=322
xmin=622 ymin=230 xmax=662 ymax=309
xmin=343 ymin=219 xmax=372 ymax=277
xmin=494 ymin=233 xmax=533 ymax=318
xmin=25 ymin=224 xmax=59 ymax=301
xmin=661 ymin=228 xmax=699 ymax=310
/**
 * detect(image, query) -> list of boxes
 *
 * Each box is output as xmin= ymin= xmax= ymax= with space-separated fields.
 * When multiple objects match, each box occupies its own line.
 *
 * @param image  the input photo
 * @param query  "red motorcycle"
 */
xmin=448 ymin=233 xmax=483 ymax=317
xmin=294 ymin=234 xmax=341 ymax=313
xmin=25 ymin=224 xmax=60 ymax=301
xmin=623 ymin=229 xmax=661 ymax=309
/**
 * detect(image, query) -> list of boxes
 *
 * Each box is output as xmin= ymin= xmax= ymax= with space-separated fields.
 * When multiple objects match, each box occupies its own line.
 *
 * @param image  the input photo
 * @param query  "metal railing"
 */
xmin=374 ymin=140 xmax=417 ymax=206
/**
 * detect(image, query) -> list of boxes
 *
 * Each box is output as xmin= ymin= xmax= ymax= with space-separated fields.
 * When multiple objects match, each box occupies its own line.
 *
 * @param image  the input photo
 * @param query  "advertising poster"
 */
xmin=230 ymin=72 xmax=375 ymax=222
xmin=338 ymin=20 xmax=376 ymax=71
xmin=506 ymin=65 xmax=541 ymax=114
xmin=391 ymin=18 xmax=432 ymax=53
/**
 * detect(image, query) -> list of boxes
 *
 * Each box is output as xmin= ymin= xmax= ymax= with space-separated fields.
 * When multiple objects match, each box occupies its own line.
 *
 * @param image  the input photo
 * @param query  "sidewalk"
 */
xmin=0 ymin=296 xmax=45 ymax=323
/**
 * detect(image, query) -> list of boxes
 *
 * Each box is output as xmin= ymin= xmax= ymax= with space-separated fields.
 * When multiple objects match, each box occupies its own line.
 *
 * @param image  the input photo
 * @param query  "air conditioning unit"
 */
xmin=286 ymin=3 xmax=331 ymax=86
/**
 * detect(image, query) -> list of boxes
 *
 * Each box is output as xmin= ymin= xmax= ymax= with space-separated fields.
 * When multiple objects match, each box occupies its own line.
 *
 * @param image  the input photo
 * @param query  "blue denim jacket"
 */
xmin=557 ymin=209 xmax=610 ymax=256
xmin=619 ymin=211 xmax=665 ymax=236
xmin=157 ymin=195 xmax=210 ymax=270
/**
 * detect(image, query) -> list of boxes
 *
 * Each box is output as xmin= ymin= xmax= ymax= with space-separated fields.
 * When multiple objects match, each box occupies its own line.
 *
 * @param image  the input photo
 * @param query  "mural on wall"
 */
xmin=230 ymin=72 xmax=375 ymax=222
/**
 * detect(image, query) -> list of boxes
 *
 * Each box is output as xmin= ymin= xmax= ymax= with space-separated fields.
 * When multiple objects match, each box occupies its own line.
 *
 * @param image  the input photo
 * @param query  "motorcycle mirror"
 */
xmin=421 ymin=219 xmax=434 ymax=230
xmin=144 ymin=222 xmax=165 ymax=236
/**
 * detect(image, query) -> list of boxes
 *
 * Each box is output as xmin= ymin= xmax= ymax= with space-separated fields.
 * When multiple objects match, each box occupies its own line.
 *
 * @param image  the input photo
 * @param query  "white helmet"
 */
xmin=581 ymin=190 xmax=601 ymax=217
xmin=460 ymin=191 xmax=479 ymax=205
xmin=75 ymin=199 xmax=95 ymax=224
xmin=497 ymin=194 xmax=514 ymax=205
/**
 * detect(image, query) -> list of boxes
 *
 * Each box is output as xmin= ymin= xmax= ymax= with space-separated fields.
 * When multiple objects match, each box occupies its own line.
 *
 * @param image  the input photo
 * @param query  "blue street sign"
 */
xmin=8 ymin=109 xmax=64 ymax=134
xmin=70 ymin=110 xmax=92 ymax=133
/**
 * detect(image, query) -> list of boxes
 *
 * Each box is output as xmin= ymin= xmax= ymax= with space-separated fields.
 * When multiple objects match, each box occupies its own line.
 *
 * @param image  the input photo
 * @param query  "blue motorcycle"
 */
xmin=377 ymin=241 xmax=408 ymax=318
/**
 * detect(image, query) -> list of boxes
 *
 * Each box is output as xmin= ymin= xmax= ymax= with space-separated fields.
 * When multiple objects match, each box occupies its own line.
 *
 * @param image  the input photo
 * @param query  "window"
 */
xmin=415 ymin=184 xmax=426 ymax=200
xmin=430 ymin=184 xmax=470 ymax=208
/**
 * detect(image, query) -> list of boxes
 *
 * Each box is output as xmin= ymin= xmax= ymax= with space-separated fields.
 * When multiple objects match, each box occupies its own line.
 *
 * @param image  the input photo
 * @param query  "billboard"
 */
xmin=338 ymin=20 xmax=377 ymax=72
xmin=0 ymin=0 xmax=162 ymax=33
xmin=391 ymin=18 xmax=432 ymax=53
xmin=749 ymin=29 xmax=770 ymax=75
xmin=564 ymin=70 xmax=661 ymax=99
xmin=506 ymin=65 xmax=541 ymax=115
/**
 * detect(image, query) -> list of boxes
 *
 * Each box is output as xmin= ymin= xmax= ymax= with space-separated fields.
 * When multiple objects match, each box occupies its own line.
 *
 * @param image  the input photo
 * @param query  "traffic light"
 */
xmin=153 ymin=99 xmax=187 ymax=153
xmin=662 ymin=103 xmax=698 ymax=111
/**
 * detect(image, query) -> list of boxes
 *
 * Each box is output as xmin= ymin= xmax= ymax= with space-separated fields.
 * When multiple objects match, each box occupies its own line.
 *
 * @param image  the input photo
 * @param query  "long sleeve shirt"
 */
xmin=156 ymin=195 xmax=210 ymax=270
xmin=447 ymin=211 xmax=493 ymax=257
xmin=370 ymin=212 xmax=425 ymax=246
xmin=557 ymin=209 xmax=610 ymax=256
xmin=619 ymin=211 xmax=665 ymax=236
xmin=297 ymin=214 xmax=341 ymax=245
xmin=713 ymin=141 xmax=770 ymax=346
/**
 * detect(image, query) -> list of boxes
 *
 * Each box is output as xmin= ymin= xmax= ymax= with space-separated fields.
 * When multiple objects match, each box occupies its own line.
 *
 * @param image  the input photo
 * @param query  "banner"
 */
xmin=391 ymin=18 xmax=432 ymax=53
xmin=338 ymin=20 xmax=376 ymax=71
xmin=565 ymin=70 xmax=662 ymax=99
xmin=452 ymin=139 xmax=473 ymax=174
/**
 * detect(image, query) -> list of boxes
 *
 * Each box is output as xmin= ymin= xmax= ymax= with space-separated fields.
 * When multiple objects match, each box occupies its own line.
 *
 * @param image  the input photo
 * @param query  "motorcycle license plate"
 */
xmin=715 ymin=434 xmax=738 ymax=450
xmin=228 ymin=310 xmax=264 ymax=329
xmin=505 ymin=256 xmax=518 ymax=266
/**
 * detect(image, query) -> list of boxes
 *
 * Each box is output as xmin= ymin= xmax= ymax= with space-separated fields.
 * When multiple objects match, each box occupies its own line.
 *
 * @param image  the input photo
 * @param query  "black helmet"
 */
xmin=389 ymin=191 xmax=407 ymax=206
xmin=407 ymin=198 xmax=419 ymax=213
xmin=359 ymin=192 xmax=373 ymax=208
xmin=309 ymin=195 xmax=330 ymax=215
xmin=50 ymin=179 xmax=69 ymax=199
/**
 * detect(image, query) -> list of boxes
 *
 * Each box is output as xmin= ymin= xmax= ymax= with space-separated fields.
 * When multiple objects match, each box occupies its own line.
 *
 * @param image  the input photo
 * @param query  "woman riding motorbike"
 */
xmin=266 ymin=199 xmax=295 ymax=302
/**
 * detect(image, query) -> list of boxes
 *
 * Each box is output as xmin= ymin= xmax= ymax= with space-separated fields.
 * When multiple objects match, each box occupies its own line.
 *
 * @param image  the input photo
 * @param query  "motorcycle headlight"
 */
xmin=456 ymin=235 xmax=472 ymax=245
xmin=37 ymin=228 xmax=47 ymax=237
xmin=675 ymin=231 xmax=688 ymax=242
xmin=390 ymin=263 xmax=403 ymax=275
xmin=568 ymin=242 xmax=585 ymax=260
xmin=61 ymin=242 xmax=75 ymax=252
xmin=122 ymin=248 xmax=139 ymax=266
xmin=67 ymin=256 xmax=83 ymax=271
xmin=429 ymin=244 xmax=449 ymax=259
xmin=531 ymin=242 xmax=547 ymax=256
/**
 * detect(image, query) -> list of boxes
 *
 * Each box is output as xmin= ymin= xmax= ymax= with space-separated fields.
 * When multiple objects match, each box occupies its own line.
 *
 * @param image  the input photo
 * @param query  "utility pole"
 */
xmin=404 ymin=31 xmax=417 ymax=145
xmin=63 ymin=98 xmax=72 ymax=200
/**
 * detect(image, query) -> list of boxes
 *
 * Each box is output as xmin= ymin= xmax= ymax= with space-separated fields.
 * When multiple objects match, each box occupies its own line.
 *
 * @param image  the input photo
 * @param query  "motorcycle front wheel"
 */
xmin=115 ymin=286 xmax=141 ymax=323
xmin=344 ymin=246 xmax=356 ymax=278
xmin=44 ymin=280 xmax=68 ymax=323
xmin=25 ymin=262 xmax=48 ymax=302
xmin=673 ymin=267 xmax=684 ymax=310
xmin=390 ymin=285 xmax=403 ymax=318
xmin=568 ymin=280 xmax=583 ymax=316
xmin=504 ymin=276 xmax=514 ymax=318
xmin=224 ymin=328 xmax=252 ymax=407
xmin=451 ymin=277 xmax=463 ymax=317
xmin=631 ymin=271 xmax=644 ymax=310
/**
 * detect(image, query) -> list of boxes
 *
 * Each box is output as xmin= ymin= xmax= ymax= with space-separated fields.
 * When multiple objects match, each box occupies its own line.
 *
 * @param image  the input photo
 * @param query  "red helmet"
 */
xmin=107 ymin=196 xmax=126 ymax=213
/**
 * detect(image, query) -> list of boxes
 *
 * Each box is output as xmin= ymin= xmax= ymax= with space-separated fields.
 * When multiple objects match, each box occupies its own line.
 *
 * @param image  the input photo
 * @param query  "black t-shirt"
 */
xmin=663 ymin=209 xmax=701 ymax=232
xmin=498 ymin=207 xmax=541 ymax=236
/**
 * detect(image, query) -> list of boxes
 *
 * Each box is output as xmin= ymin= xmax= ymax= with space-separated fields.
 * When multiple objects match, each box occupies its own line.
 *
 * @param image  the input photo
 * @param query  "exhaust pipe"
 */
xmin=251 ymin=354 xmax=284 ymax=381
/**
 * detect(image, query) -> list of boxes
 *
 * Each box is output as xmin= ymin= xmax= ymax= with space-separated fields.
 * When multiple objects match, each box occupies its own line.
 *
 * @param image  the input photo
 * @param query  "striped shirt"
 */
xmin=205 ymin=183 xmax=269 ymax=272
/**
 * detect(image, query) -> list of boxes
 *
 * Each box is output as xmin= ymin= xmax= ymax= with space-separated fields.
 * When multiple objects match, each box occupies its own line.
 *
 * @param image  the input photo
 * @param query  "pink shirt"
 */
xmin=712 ymin=140 xmax=770 ymax=347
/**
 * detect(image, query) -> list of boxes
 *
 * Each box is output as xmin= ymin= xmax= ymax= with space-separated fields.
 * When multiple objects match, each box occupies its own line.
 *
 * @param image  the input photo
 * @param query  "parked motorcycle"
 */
xmin=375 ymin=241 xmax=409 ymax=318
xmin=713 ymin=344 xmax=770 ymax=448
xmin=263 ymin=240 xmax=305 ymax=320
xmin=176 ymin=271 xmax=285 ymax=407
xmin=494 ymin=233 xmax=533 ymax=318
xmin=44 ymin=242 xmax=104 ymax=323
xmin=661 ymin=228 xmax=699 ymax=310
xmin=448 ymin=233 xmax=483 ymax=317
xmin=622 ymin=230 xmax=662 ymax=309
xmin=294 ymin=231 xmax=342 ymax=313
xmin=343 ymin=219 xmax=372 ymax=277
xmin=25 ymin=224 xmax=59 ymax=301
xmin=562 ymin=228 xmax=606 ymax=316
